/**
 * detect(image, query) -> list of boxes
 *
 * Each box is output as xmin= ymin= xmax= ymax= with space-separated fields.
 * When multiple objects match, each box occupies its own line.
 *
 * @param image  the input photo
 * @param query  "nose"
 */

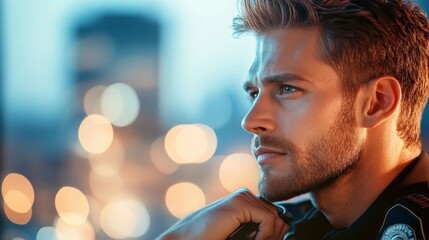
xmin=241 ymin=94 xmax=275 ymax=135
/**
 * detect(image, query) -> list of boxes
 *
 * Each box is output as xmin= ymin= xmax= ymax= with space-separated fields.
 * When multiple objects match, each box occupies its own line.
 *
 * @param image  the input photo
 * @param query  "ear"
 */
xmin=355 ymin=76 xmax=401 ymax=128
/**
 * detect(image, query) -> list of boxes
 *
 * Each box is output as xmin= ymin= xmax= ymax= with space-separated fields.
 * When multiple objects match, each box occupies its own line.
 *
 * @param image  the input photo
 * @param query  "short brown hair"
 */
xmin=233 ymin=0 xmax=429 ymax=148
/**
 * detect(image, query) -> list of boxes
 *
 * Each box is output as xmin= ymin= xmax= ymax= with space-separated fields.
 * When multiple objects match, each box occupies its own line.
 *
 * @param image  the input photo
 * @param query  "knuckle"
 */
xmin=234 ymin=187 xmax=252 ymax=195
xmin=232 ymin=188 xmax=254 ymax=200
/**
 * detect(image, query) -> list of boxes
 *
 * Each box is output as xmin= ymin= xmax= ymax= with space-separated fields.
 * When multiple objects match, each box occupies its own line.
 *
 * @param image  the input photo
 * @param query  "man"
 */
xmin=158 ymin=0 xmax=429 ymax=239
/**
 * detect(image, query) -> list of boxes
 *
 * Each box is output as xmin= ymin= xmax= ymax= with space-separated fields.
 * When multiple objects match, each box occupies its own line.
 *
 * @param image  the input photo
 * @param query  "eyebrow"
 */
xmin=242 ymin=73 xmax=312 ymax=91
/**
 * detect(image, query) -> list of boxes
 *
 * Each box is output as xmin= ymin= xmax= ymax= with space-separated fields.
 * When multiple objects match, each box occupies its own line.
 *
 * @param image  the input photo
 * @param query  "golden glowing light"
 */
xmin=3 ymin=203 xmax=32 ymax=225
xmin=4 ymin=190 xmax=31 ymax=213
xmin=100 ymin=199 xmax=150 ymax=239
xmin=165 ymin=182 xmax=206 ymax=218
xmin=55 ymin=187 xmax=89 ymax=225
xmin=219 ymin=153 xmax=260 ymax=193
xmin=150 ymin=136 xmax=179 ymax=174
xmin=100 ymin=83 xmax=140 ymax=127
xmin=78 ymin=114 xmax=114 ymax=154
xmin=164 ymin=124 xmax=217 ymax=164
xmin=164 ymin=125 xmax=183 ymax=163
xmin=55 ymin=217 xmax=95 ymax=240
xmin=88 ymin=138 xmax=125 ymax=176
xmin=2 ymin=173 xmax=35 ymax=214
xmin=84 ymin=85 xmax=106 ymax=115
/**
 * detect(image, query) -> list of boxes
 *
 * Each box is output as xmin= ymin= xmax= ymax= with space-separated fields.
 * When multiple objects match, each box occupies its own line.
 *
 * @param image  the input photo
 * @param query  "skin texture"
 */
xmin=158 ymin=26 xmax=421 ymax=239
xmin=245 ymin=27 xmax=363 ymax=202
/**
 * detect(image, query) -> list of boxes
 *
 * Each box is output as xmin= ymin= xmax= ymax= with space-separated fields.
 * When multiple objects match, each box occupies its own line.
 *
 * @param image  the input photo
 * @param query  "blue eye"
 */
xmin=280 ymin=85 xmax=297 ymax=95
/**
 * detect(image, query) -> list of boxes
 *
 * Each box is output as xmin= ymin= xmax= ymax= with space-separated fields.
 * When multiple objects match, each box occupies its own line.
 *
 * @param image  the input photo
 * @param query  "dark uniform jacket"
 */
xmin=283 ymin=152 xmax=429 ymax=240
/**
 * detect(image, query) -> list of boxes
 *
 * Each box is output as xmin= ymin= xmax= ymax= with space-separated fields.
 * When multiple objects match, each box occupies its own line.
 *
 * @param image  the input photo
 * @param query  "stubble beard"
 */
xmin=257 ymin=100 xmax=362 ymax=202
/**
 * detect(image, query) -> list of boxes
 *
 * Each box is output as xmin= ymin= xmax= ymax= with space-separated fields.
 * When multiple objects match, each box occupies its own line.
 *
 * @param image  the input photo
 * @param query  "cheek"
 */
xmin=276 ymin=95 xmax=343 ymax=144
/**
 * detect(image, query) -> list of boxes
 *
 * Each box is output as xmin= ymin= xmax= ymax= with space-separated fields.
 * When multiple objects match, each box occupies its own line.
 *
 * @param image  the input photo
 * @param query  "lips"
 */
xmin=254 ymin=146 xmax=287 ymax=165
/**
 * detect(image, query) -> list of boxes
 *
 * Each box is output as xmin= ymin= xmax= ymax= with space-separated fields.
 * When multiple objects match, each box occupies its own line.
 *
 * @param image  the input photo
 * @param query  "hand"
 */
xmin=157 ymin=188 xmax=289 ymax=240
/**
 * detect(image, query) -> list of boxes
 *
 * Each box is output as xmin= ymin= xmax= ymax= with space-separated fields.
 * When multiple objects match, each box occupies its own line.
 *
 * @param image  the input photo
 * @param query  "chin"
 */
xmin=259 ymin=168 xmax=324 ymax=202
xmin=258 ymin=178 xmax=301 ymax=202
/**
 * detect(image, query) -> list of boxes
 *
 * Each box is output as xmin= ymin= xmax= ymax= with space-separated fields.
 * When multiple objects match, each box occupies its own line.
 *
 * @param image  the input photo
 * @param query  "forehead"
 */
xmin=248 ymin=27 xmax=339 ymax=86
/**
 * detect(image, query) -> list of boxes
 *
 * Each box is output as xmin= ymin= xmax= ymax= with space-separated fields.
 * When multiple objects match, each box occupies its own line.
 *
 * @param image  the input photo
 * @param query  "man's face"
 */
xmin=242 ymin=27 xmax=363 ymax=201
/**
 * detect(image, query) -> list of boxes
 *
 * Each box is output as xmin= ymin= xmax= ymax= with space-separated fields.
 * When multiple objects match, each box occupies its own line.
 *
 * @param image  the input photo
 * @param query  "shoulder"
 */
xmin=377 ymin=183 xmax=429 ymax=239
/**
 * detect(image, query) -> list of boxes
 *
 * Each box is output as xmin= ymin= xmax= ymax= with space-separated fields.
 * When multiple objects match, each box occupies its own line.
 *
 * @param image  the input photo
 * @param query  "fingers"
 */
xmin=229 ymin=188 xmax=290 ymax=240
xmin=157 ymin=188 xmax=290 ymax=240
xmin=235 ymin=189 xmax=279 ymax=216
xmin=256 ymin=215 xmax=288 ymax=240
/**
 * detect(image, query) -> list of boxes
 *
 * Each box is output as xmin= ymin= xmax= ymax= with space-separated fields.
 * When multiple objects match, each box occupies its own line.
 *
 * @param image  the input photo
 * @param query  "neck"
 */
xmin=310 ymin=144 xmax=421 ymax=228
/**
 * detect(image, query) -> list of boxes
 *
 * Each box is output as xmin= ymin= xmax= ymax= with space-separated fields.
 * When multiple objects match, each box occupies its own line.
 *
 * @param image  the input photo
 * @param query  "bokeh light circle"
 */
xmin=100 ymin=83 xmax=140 ymax=127
xmin=78 ymin=114 xmax=114 ymax=154
xmin=83 ymin=85 xmax=106 ymax=115
xmin=36 ymin=227 xmax=57 ymax=240
xmin=219 ymin=153 xmax=260 ymax=193
xmin=164 ymin=124 xmax=217 ymax=164
xmin=55 ymin=217 xmax=95 ymax=240
xmin=4 ymin=190 xmax=31 ymax=213
xmin=3 ymin=203 xmax=32 ymax=225
xmin=164 ymin=125 xmax=184 ymax=163
xmin=55 ymin=187 xmax=90 ymax=225
xmin=100 ymin=199 xmax=150 ymax=239
xmin=1 ymin=173 xmax=35 ymax=214
xmin=165 ymin=182 xmax=206 ymax=218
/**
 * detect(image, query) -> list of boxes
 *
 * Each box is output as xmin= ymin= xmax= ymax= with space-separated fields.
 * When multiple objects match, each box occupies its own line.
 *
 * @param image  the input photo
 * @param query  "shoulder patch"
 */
xmin=381 ymin=222 xmax=416 ymax=240
xmin=376 ymin=194 xmax=429 ymax=240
